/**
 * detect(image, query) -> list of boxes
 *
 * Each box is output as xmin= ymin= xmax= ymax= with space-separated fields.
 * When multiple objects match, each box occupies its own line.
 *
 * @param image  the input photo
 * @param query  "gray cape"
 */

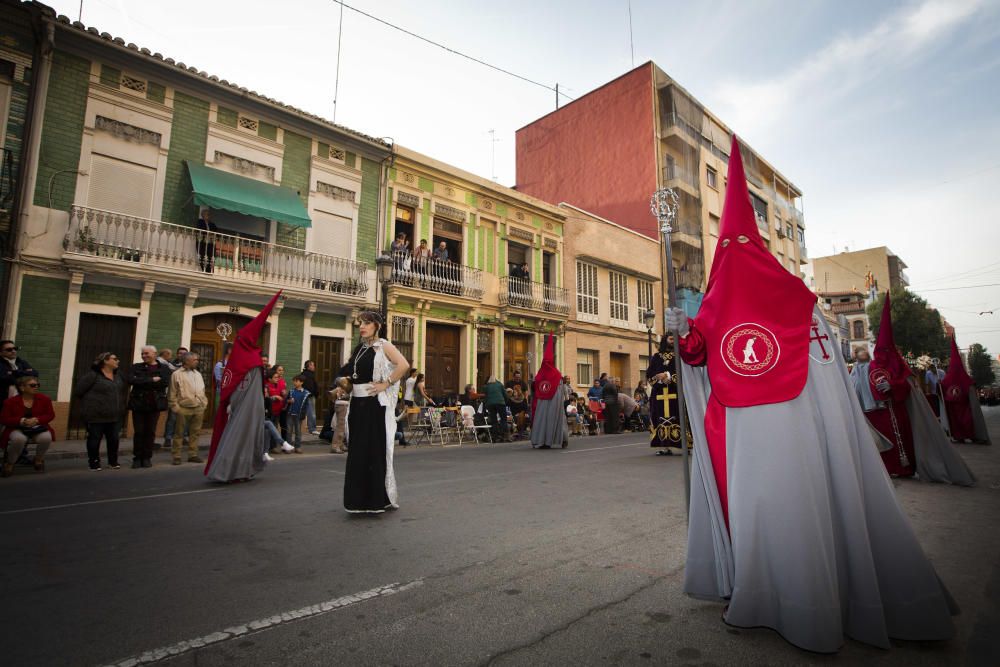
xmin=968 ymin=388 xmax=992 ymax=444
xmin=530 ymin=395 xmax=569 ymax=448
xmin=206 ymin=367 xmax=267 ymax=483
xmin=902 ymin=378 xmax=975 ymax=486
xmin=683 ymin=309 xmax=958 ymax=653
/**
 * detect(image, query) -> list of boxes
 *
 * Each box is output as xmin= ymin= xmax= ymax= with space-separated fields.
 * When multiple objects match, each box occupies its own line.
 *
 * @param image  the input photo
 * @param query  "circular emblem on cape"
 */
xmin=537 ymin=379 xmax=554 ymax=395
xmin=869 ymin=368 xmax=889 ymax=387
xmin=720 ymin=323 xmax=780 ymax=377
xmin=947 ymin=386 xmax=961 ymax=400
xmin=221 ymin=367 xmax=233 ymax=390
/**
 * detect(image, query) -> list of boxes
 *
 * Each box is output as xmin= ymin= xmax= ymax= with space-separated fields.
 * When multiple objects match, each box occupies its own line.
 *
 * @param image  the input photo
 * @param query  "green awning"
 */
xmin=186 ymin=161 xmax=311 ymax=228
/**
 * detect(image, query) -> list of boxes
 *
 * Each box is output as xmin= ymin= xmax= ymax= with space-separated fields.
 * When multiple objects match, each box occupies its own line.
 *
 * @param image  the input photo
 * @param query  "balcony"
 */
xmin=499 ymin=276 xmax=570 ymax=316
xmin=0 ymin=147 xmax=14 ymax=221
xmin=387 ymin=250 xmax=484 ymax=300
xmin=660 ymin=112 xmax=701 ymax=146
xmin=63 ymin=206 xmax=369 ymax=297
xmin=661 ymin=162 xmax=699 ymax=194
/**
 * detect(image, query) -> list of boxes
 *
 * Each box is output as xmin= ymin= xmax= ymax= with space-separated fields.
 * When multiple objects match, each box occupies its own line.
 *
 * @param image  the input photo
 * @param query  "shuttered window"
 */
xmin=637 ymin=279 xmax=653 ymax=323
xmin=87 ymin=153 xmax=155 ymax=218
xmin=576 ymin=261 xmax=598 ymax=319
xmin=576 ymin=349 xmax=597 ymax=386
xmin=610 ymin=271 xmax=629 ymax=324
xmin=308 ymin=209 xmax=353 ymax=258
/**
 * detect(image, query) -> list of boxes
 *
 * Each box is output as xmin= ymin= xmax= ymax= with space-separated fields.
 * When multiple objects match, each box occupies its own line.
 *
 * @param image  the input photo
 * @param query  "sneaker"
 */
xmin=131 ymin=460 xmax=142 ymax=469
xmin=188 ymin=456 xmax=204 ymax=463
xmin=310 ymin=430 xmax=321 ymax=436
xmin=263 ymin=452 xmax=275 ymax=462
xmin=281 ymin=442 xmax=294 ymax=453
xmin=293 ymin=448 xmax=303 ymax=454
xmin=172 ymin=458 xmax=182 ymax=466
xmin=109 ymin=463 xmax=121 ymax=470
xmin=141 ymin=459 xmax=153 ymax=468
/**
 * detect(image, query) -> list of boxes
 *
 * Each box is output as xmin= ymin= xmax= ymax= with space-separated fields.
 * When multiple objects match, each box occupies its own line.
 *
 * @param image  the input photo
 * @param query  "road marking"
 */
xmin=561 ymin=441 xmax=646 ymax=453
xmin=0 ymin=488 xmax=223 ymax=515
xmin=101 ymin=579 xmax=424 ymax=666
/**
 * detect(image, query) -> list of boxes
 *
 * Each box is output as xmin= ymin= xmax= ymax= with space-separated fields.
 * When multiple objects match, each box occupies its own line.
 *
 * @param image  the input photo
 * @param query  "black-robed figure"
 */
xmin=646 ymin=333 xmax=687 ymax=455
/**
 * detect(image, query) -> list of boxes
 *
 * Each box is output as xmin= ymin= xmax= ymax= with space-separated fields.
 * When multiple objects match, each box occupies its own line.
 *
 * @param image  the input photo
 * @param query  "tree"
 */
xmin=867 ymin=289 xmax=949 ymax=361
xmin=968 ymin=343 xmax=996 ymax=387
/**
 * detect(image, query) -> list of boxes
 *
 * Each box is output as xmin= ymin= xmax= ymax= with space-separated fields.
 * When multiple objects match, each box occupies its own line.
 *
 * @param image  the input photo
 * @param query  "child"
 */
xmin=285 ymin=375 xmax=310 ymax=453
xmin=330 ymin=386 xmax=350 ymax=454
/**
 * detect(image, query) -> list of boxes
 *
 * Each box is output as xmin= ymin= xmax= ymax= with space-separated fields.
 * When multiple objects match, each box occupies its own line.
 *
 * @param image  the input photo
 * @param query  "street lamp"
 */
xmin=643 ymin=308 xmax=656 ymax=376
xmin=375 ymin=252 xmax=394 ymax=324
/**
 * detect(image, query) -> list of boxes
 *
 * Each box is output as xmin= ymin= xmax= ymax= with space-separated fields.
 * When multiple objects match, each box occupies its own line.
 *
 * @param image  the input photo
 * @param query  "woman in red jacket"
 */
xmin=2 ymin=375 xmax=55 ymax=476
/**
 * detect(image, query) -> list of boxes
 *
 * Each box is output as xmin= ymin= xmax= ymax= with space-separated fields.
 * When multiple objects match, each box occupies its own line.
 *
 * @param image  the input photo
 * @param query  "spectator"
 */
xmin=128 ymin=345 xmax=173 ymax=468
xmin=196 ymin=206 xmax=217 ymax=272
xmin=1 ymin=375 xmax=54 ymax=476
xmin=74 ymin=351 xmax=126 ymax=471
xmin=459 ymin=384 xmax=482 ymax=409
xmin=301 ymin=360 xmax=321 ymax=435
xmin=414 ymin=373 xmax=435 ymax=407
xmin=167 ymin=351 xmax=208 ymax=465
xmin=260 ymin=352 xmax=269 ymax=368
xmin=161 ymin=346 xmax=188 ymax=450
xmin=620 ymin=389 xmax=638 ymax=431
xmin=264 ymin=367 xmax=290 ymax=455
xmin=598 ymin=372 xmax=609 ymax=387
xmin=213 ymin=343 xmax=232 ymax=399
xmin=0 ymin=340 xmax=37 ymax=399
xmin=602 ymin=376 xmax=621 ymax=434
xmin=390 ymin=232 xmax=409 ymax=255
xmin=635 ymin=379 xmax=649 ymax=401
xmin=433 ymin=241 xmax=449 ymax=262
xmin=482 ymin=376 xmax=508 ymax=441
xmin=561 ymin=375 xmax=574 ymax=405
xmin=413 ymin=238 xmax=432 ymax=260
xmin=576 ymin=395 xmax=598 ymax=435
xmin=174 ymin=347 xmax=189 ymax=366
xmin=328 ymin=385 xmax=349 ymax=454
xmin=508 ymin=385 xmax=529 ymax=438
xmin=403 ymin=368 xmax=418 ymax=407
xmin=157 ymin=348 xmax=173 ymax=365
xmin=505 ymin=370 xmax=529 ymax=397
xmin=274 ymin=364 xmax=290 ymax=440
xmin=635 ymin=390 xmax=651 ymax=430
xmin=286 ymin=375 xmax=310 ymax=453
xmin=586 ymin=379 xmax=603 ymax=401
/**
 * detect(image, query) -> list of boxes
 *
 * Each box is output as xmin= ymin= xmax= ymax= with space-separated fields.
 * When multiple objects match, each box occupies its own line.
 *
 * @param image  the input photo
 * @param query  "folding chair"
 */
xmin=588 ymin=399 xmax=605 ymax=435
xmin=460 ymin=405 xmax=493 ymax=444
xmin=407 ymin=407 xmax=431 ymax=446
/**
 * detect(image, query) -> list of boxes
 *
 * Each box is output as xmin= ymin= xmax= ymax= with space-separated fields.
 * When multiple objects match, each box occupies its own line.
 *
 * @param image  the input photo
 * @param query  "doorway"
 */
xmin=610 ymin=352 xmax=630 ymax=392
xmin=504 ymin=332 xmax=532 ymax=382
xmin=309 ymin=336 xmax=343 ymax=424
xmin=425 ymin=322 xmax=461 ymax=399
xmin=67 ymin=314 xmax=137 ymax=439
xmin=475 ymin=328 xmax=494 ymax=391
xmin=191 ymin=313 xmax=270 ymax=423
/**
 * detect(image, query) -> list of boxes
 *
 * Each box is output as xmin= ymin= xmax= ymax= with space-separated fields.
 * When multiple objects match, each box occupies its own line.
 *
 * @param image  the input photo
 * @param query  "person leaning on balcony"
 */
xmin=196 ymin=206 xmax=217 ymax=273
xmin=433 ymin=241 xmax=449 ymax=262
xmin=74 ymin=352 xmax=127 ymax=471
xmin=1 ymin=375 xmax=55 ymax=477
xmin=0 ymin=340 xmax=37 ymax=399
xmin=127 ymin=345 xmax=173 ymax=469
xmin=168 ymin=351 xmax=208 ymax=465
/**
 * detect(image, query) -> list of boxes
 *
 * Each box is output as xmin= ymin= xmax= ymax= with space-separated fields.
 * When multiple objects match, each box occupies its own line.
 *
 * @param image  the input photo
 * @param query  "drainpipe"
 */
xmin=1 ymin=12 xmax=54 ymax=339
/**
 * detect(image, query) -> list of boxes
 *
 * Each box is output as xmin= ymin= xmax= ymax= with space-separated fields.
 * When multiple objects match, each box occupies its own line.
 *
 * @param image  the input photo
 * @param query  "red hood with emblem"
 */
xmin=204 ymin=290 xmax=281 ymax=474
xmin=870 ymin=292 xmax=912 ymax=384
xmin=692 ymin=135 xmax=815 ymax=407
xmin=531 ymin=333 xmax=562 ymax=408
xmin=942 ymin=336 xmax=974 ymax=401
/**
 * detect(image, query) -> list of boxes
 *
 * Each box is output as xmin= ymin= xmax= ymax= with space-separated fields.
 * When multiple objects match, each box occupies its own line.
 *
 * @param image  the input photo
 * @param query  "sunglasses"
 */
xmin=1 ymin=347 xmax=16 ymax=352
xmin=26 ymin=383 xmax=40 ymax=388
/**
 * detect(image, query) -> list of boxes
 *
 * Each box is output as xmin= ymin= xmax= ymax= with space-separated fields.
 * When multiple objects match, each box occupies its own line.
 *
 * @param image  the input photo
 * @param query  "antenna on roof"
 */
xmin=488 ymin=129 xmax=500 ymax=182
xmin=627 ymin=0 xmax=635 ymax=67
xmin=332 ymin=0 xmax=345 ymax=123
xmin=78 ymin=0 xmax=83 ymax=22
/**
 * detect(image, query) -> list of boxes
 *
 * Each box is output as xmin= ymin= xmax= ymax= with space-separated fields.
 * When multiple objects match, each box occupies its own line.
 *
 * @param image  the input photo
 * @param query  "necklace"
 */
xmin=352 ymin=340 xmax=374 ymax=379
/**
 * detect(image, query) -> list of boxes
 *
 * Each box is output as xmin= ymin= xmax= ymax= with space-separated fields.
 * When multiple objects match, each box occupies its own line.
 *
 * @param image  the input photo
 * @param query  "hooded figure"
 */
xmin=942 ymin=337 xmax=991 ymax=444
xmin=530 ymin=334 xmax=568 ymax=449
xmin=865 ymin=294 xmax=975 ymax=485
xmin=204 ymin=291 xmax=281 ymax=482
xmin=665 ymin=135 xmax=959 ymax=653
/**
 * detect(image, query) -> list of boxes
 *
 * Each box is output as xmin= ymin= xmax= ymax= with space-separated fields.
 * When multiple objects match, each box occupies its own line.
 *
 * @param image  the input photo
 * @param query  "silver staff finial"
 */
xmin=650 ymin=188 xmax=679 ymax=234
xmin=216 ymin=322 xmax=233 ymax=342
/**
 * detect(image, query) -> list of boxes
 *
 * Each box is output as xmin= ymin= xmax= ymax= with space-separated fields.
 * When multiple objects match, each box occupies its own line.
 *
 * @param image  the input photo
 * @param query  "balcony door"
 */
xmin=425 ymin=323 xmax=461 ymax=399
xmin=309 ymin=336 xmax=343 ymax=424
xmin=432 ymin=217 xmax=463 ymax=263
xmin=191 ymin=313 xmax=270 ymax=423
xmin=504 ymin=332 xmax=532 ymax=383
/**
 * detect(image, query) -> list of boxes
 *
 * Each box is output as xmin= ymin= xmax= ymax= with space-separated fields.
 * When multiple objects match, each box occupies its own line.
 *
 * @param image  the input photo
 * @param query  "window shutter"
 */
xmin=87 ymin=154 xmax=155 ymax=218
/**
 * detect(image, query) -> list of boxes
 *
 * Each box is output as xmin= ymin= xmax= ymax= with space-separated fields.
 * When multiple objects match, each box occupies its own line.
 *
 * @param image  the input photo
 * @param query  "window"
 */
xmin=637 ymin=279 xmax=654 ymax=323
xmin=392 ymin=316 xmax=415 ymax=363
xmin=797 ymin=226 xmax=806 ymax=248
xmin=308 ymin=210 xmax=352 ymax=258
xmin=852 ymin=320 xmax=865 ymax=340
xmin=508 ymin=241 xmax=530 ymax=275
xmin=709 ymin=214 xmax=720 ymax=237
xmin=576 ymin=349 xmax=597 ymax=386
xmin=706 ymin=166 xmax=718 ymax=190
xmin=610 ymin=271 xmax=629 ymax=324
xmin=639 ymin=355 xmax=650 ymax=374
xmin=87 ymin=154 xmax=155 ymax=218
xmin=576 ymin=261 xmax=598 ymax=319
xmin=786 ymin=223 xmax=793 ymax=239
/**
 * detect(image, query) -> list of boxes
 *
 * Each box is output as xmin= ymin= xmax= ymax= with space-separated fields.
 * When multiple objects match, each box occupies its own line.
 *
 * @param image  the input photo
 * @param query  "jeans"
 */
xmin=163 ymin=408 xmax=176 ymax=443
xmin=264 ymin=420 xmax=284 ymax=448
xmin=86 ymin=421 xmax=120 ymax=467
xmin=287 ymin=412 xmax=302 ymax=447
xmin=305 ymin=396 xmax=317 ymax=432
xmin=131 ymin=411 xmax=160 ymax=461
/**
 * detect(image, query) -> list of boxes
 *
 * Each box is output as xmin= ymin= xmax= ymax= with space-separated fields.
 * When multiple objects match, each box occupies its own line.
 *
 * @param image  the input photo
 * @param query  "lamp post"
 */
xmin=643 ymin=308 xmax=656 ymax=376
xmin=375 ymin=252 xmax=393 ymax=326
xmin=651 ymin=188 xmax=691 ymax=517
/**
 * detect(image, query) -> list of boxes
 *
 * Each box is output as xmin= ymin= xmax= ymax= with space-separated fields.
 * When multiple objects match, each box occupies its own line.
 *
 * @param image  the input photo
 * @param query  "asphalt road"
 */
xmin=3 ymin=415 xmax=999 ymax=667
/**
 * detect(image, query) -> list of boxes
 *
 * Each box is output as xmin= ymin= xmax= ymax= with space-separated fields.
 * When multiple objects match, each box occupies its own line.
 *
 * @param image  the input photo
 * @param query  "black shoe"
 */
xmin=109 ymin=462 xmax=121 ymax=469
xmin=141 ymin=459 xmax=153 ymax=468
xmin=131 ymin=460 xmax=142 ymax=469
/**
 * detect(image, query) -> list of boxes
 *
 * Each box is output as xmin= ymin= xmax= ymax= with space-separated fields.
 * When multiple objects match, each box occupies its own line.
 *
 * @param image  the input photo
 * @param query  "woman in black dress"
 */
xmin=337 ymin=311 xmax=410 ymax=513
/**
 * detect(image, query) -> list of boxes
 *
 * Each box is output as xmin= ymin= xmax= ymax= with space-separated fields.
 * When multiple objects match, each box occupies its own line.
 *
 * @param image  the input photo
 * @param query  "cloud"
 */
xmin=713 ymin=0 xmax=987 ymax=136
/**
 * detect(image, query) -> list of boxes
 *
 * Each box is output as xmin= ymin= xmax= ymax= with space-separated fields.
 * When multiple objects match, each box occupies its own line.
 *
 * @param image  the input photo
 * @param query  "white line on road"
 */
xmin=561 ymin=441 xmax=646 ymax=453
xmin=100 ymin=579 xmax=424 ymax=667
xmin=0 ymin=488 xmax=224 ymax=515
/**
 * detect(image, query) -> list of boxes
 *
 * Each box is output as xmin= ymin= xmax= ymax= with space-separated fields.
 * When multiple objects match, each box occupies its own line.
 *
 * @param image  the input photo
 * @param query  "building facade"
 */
xmin=1 ymin=4 xmax=391 ymax=433
xmin=383 ymin=147 xmax=569 ymax=398
xmin=560 ymin=204 xmax=662 ymax=395
xmin=819 ymin=290 xmax=870 ymax=358
xmin=812 ymin=246 xmax=909 ymax=295
xmin=515 ymin=62 xmax=808 ymax=316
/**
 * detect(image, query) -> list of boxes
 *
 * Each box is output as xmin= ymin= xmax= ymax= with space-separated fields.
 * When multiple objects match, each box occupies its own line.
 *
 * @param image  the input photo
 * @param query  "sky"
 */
xmin=45 ymin=0 xmax=1000 ymax=357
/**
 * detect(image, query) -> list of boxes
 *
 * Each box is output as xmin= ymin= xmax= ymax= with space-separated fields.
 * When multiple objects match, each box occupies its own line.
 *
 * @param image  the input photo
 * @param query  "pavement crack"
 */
xmin=478 ymin=564 xmax=682 ymax=666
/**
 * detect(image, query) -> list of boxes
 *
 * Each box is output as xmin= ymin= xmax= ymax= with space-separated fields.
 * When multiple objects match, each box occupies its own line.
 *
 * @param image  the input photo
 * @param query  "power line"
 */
xmin=329 ymin=0 xmax=574 ymax=102
xmin=912 ymin=282 xmax=1000 ymax=293
xmin=915 ymin=260 xmax=1000 ymax=287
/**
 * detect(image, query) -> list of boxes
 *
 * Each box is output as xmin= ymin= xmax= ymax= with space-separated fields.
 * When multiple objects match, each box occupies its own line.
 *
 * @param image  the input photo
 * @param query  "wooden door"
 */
xmin=309 ymin=336 xmax=342 ymax=424
xmin=191 ymin=313 xmax=269 ymax=423
xmin=504 ymin=332 xmax=531 ymax=382
xmin=610 ymin=353 xmax=629 ymax=391
xmin=425 ymin=323 xmax=460 ymax=399
xmin=67 ymin=314 xmax=136 ymax=438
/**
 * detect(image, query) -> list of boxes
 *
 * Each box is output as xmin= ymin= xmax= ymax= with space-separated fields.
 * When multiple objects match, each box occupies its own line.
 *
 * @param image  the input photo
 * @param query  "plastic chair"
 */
xmin=460 ymin=405 xmax=493 ymax=444
xmin=588 ymin=399 xmax=605 ymax=435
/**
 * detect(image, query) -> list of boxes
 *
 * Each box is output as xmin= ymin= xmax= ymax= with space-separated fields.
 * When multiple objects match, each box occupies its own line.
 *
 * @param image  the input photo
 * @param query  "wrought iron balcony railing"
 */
xmin=499 ymin=276 xmax=570 ymax=316
xmin=63 ymin=206 xmax=369 ymax=296
xmin=387 ymin=250 xmax=484 ymax=300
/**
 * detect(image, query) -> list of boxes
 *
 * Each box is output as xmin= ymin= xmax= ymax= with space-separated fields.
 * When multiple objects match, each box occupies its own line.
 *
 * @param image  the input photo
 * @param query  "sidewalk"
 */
xmin=42 ymin=430 xmax=327 ymax=460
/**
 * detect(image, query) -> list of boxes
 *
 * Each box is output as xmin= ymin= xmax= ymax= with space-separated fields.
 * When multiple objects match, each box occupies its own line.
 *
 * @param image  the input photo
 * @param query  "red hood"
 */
xmin=204 ymin=290 xmax=281 ymax=474
xmin=532 ymin=333 xmax=562 ymax=404
xmin=871 ymin=292 xmax=912 ymax=382
xmin=692 ymin=135 xmax=815 ymax=407
xmin=942 ymin=336 xmax=974 ymax=400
